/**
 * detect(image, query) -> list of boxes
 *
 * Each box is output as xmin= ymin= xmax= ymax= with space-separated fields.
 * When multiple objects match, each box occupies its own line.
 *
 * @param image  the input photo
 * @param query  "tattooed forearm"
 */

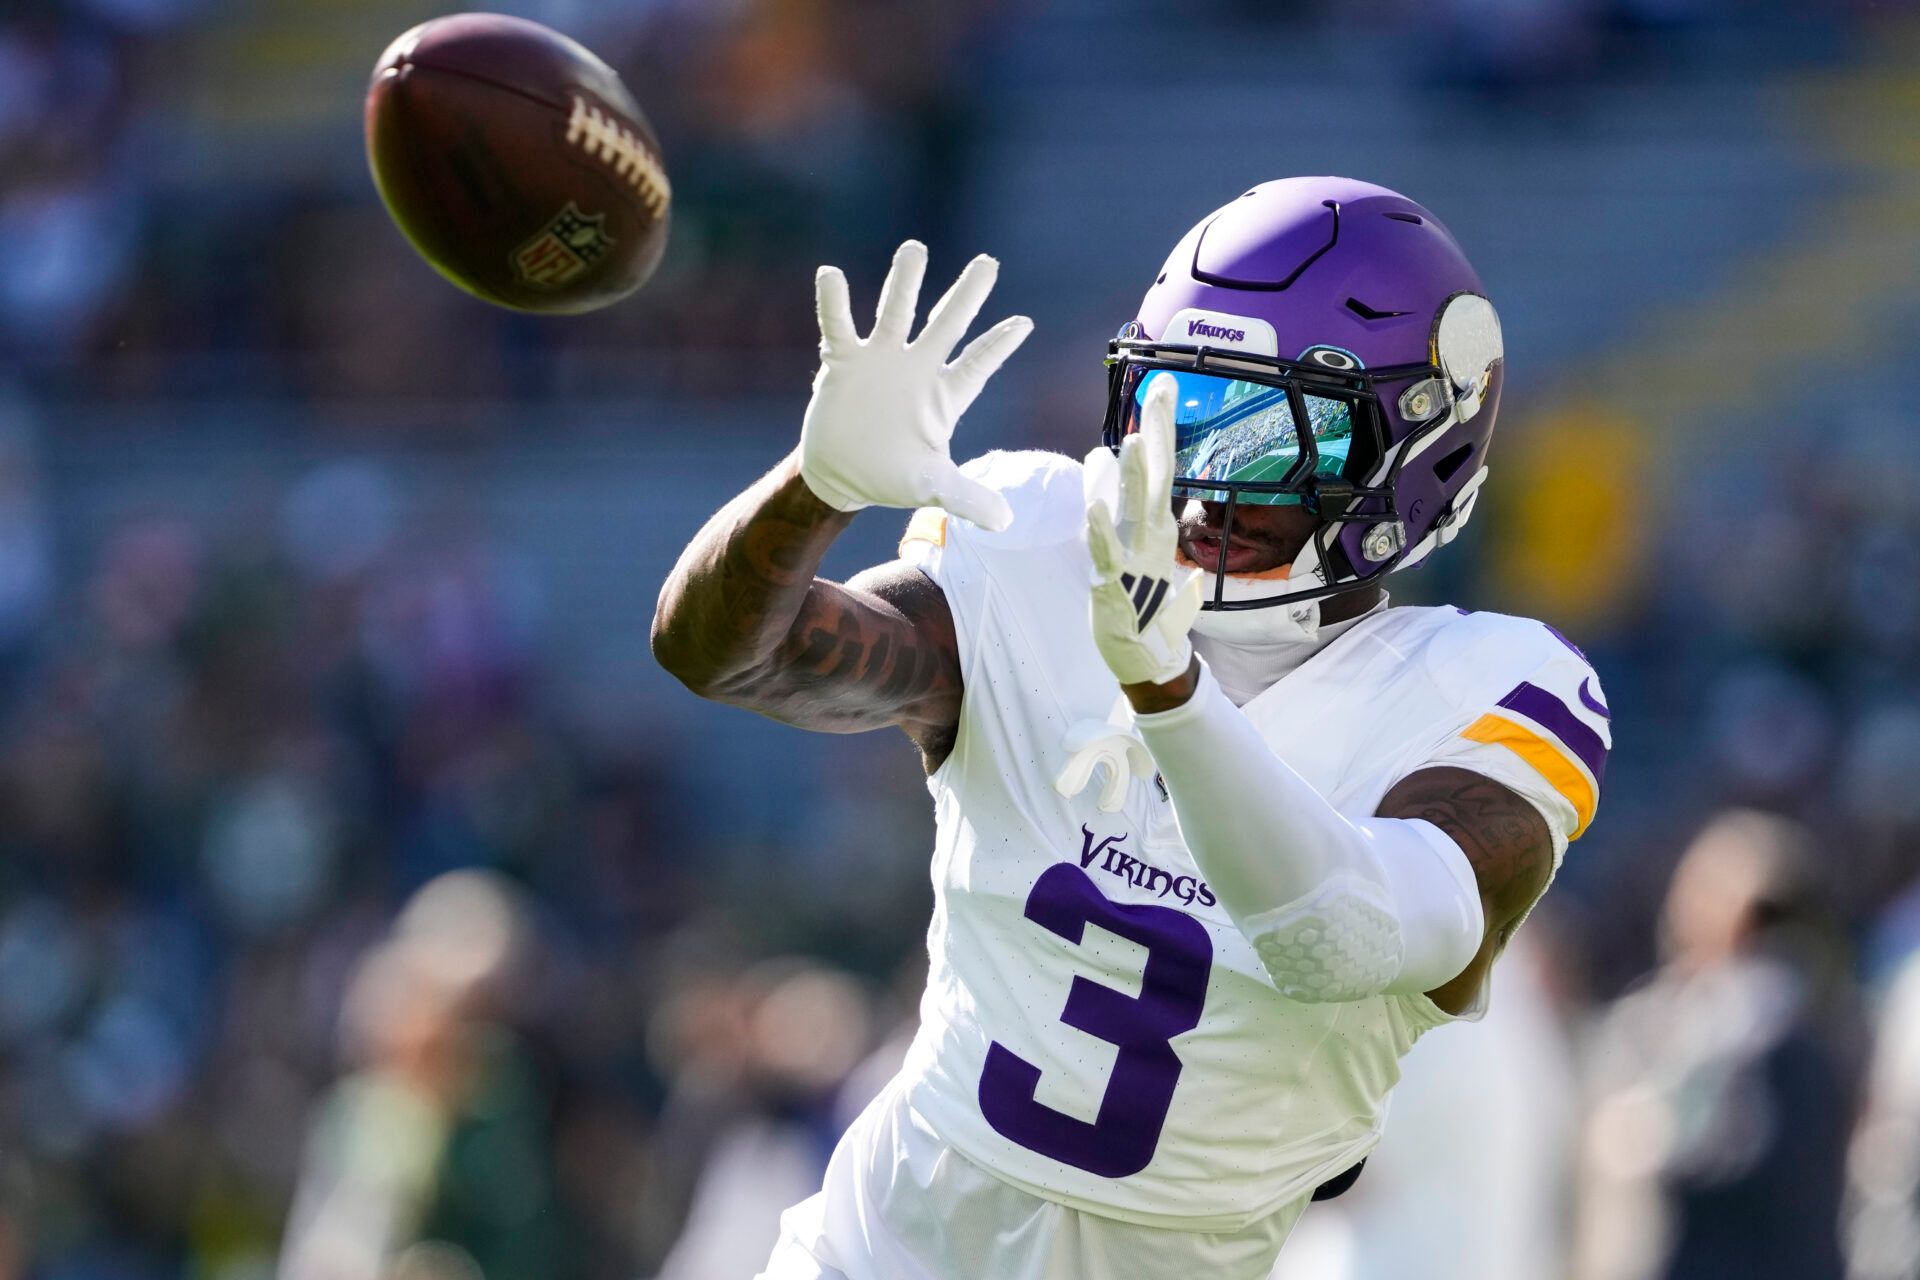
xmin=1378 ymin=767 xmax=1554 ymax=1013
xmin=651 ymin=451 xmax=964 ymax=765
xmin=1379 ymin=767 xmax=1552 ymax=934
xmin=653 ymin=453 xmax=853 ymax=683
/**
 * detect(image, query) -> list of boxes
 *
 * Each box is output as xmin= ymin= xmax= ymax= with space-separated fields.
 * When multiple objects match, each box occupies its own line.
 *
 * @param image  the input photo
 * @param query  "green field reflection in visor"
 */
xmin=1126 ymin=368 xmax=1357 ymax=507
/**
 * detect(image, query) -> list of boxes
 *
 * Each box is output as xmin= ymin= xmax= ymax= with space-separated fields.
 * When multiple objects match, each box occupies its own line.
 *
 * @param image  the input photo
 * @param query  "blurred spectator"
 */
xmin=1846 ymin=948 xmax=1920 ymax=1280
xmin=0 ymin=390 xmax=52 ymax=659
xmin=645 ymin=959 xmax=876 ymax=1280
xmin=1574 ymin=810 xmax=1858 ymax=1280
xmin=1273 ymin=930 xmax=1581 ymax=1280
xmin=280 ymin=871 xmax=567 ymax=1280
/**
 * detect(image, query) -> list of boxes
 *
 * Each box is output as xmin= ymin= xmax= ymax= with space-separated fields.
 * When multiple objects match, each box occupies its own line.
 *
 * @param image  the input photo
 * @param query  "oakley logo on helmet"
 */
xmin=1299 ymin=346 xmax=1364 ymax=371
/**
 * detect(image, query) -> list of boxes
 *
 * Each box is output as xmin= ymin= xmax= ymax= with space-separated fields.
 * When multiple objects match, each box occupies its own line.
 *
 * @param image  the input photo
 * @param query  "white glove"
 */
xmin=799 ymin=240 xmax=1033 ymax=531
xmin=1084 ymin=374 xmax=1203 ymax=686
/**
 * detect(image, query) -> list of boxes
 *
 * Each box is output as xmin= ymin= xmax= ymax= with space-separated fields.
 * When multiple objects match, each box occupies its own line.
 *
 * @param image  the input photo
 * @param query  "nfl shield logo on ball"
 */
xmin=511 ymin=203 xmax=616 ymax=288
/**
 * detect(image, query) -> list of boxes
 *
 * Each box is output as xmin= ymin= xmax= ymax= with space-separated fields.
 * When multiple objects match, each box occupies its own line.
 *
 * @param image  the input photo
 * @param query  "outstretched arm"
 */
xmin=1130 ymin=663 xmax=1553 ymax=1013
xmin=650 ymin=454 xmax=965 ymax=764
xmin=1128 ymin=660 xmax=1489 ymax=1007
xmin=652 ymin=240 xmax=1031 ymax=770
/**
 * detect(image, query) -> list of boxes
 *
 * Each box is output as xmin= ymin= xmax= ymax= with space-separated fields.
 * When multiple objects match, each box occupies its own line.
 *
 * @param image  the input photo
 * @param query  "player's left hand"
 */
xmin=1085 ymin=374 xmax=1203 ymax=688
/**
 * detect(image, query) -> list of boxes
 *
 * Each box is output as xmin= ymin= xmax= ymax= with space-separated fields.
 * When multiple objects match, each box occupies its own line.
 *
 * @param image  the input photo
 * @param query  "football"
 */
xmin=365 ymin=14 xmax=670 ymax=314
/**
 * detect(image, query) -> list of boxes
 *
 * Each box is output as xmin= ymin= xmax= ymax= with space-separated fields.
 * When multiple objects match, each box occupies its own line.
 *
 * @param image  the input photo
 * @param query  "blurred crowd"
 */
xmin=0 ymin=424 xmax=939 ymax=1280
xmin=0 ymin=0 xmax=1004 ymax=404
xmin=1 ymin=0 xmax=1919 ymax=1278
xmin=0 ymin=0 xmax=1894 ymax=405
xmin=4 ymin=428 xmax=1917 ymax=1280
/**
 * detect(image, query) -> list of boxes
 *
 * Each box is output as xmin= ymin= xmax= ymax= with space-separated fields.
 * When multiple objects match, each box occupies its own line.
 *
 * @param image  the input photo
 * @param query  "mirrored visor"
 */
xmin=1123 ymin=367 xmax=1360 ymax=507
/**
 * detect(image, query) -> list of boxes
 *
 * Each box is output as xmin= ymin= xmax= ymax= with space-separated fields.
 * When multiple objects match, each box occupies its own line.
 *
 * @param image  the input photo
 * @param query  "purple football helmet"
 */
xmin=1103 ymin=176 xmax=1505 ymax=627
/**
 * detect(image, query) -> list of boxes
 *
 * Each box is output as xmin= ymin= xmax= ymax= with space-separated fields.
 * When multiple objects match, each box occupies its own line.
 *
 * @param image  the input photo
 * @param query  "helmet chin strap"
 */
xmin=1189 ymin=535 xmax=1331 ymax=647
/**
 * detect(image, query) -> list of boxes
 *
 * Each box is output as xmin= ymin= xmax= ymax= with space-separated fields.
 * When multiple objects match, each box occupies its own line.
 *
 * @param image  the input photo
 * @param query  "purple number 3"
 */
xmin=978 ymin=862 xmax=1213 ymax=1177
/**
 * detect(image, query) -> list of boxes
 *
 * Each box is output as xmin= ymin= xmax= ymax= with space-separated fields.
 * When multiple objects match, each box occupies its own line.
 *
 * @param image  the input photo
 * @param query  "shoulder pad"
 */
xmin=1422 ymin=610 xmax=1600 ymax=711
xmin=1424 ymin=610 xmax=1611 ymax=839
xmin=900 ymin=450 xmax=1084 ymax=556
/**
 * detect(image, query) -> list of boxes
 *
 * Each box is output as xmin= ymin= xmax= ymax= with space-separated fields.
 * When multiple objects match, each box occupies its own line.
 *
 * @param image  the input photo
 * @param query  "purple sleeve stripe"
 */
xmin=1542 ymin=622 xmax=1590 ymax=664
xmin=1497 ymin=681 xmax=1609 ymax=784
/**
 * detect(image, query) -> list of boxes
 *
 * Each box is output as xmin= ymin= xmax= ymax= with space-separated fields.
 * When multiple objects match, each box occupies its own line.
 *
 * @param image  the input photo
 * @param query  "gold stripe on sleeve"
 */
xmin=1460 ymin=712 xmax=1598 ymax=839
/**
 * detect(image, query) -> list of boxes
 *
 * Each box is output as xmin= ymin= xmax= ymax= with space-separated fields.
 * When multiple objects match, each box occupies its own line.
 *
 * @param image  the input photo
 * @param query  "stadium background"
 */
xmin=3 ymin=0 xmax=1919 ymax=1276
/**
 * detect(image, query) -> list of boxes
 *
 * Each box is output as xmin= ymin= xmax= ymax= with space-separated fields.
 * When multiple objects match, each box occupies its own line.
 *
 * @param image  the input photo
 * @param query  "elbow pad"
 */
xmin=1239 ymin=818 xmax=1483 ymax=1003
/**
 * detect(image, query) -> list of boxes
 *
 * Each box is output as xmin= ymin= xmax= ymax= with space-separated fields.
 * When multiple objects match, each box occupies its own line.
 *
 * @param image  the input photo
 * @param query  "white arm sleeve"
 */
xmin=1133 ymin=661 xmax=1485 ymax=1002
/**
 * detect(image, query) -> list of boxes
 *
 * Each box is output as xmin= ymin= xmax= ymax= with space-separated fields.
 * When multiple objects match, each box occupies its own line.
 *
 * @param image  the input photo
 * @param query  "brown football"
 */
xmin=366 ymin=14 xmax=670 ymax=314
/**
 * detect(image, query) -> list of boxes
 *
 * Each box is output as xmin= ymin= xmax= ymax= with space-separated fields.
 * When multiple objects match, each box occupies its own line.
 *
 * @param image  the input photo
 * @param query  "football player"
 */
xmin=652 ymin=177 xmax=1611 ymax=1280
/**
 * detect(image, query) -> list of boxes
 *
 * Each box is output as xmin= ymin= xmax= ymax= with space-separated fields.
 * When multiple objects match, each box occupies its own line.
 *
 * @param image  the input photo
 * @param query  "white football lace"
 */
xmin=565 ymin=96 xmax=671 ymax=214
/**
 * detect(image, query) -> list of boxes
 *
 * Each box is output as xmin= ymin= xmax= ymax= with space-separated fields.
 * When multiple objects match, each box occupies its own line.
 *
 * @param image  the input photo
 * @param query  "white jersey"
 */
xmin=891 ymin=449 xmax=1610 ymax=1236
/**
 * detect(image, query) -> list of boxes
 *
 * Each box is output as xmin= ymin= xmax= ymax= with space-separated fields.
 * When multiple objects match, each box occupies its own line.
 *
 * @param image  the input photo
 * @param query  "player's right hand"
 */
xmin=798 ymin=241 xmax=1032 ymax=531
xmin=1085 ymin=373 xmax=1204 ymax=687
